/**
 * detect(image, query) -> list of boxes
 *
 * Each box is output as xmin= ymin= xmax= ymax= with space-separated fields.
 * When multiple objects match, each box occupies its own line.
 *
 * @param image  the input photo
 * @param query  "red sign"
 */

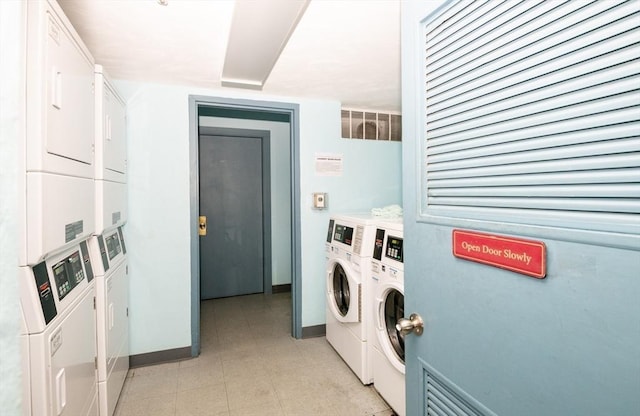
xmin=452 ymin=229 xmax=546 ymax=279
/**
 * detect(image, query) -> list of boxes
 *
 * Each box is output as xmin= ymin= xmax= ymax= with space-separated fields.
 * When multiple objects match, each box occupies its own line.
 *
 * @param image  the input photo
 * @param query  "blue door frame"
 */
xmin=188 ymin=96 xmax=302 ymax=356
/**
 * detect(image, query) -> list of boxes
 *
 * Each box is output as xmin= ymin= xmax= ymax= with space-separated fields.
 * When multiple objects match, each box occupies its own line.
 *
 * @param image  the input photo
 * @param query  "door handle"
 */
xmin=396 ymin=313 xmax=424 ymax=336
xmin=199 ymin=216 xmax=207 ymax=236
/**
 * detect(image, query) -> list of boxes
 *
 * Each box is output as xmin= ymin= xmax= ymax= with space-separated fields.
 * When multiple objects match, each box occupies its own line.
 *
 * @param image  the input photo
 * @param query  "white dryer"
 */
xmin=325 ymin=214 xmax=377 ymax=385
xmin=90 ymin=228 xmax=129 ymax=416
xmin=20 ymin=242 xmax=98 ymax=416
xmin=370 ymin=218 xmax=405 ymax=416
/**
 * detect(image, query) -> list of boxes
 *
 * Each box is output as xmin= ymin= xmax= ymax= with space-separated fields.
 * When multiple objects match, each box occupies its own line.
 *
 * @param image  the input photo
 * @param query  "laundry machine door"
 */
xmin=326 ymin=258 xmax=360 ymax=323
xmin=376 ymin=282 xmax=405 ymax=374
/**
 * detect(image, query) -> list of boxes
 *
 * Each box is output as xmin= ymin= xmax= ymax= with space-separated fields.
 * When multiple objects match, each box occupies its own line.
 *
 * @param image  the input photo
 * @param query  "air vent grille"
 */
xmin=421 ymin=0 xmax=640 ymax=235
xmin=341 ymin=108 xmax=402 ymax=141
xmin=424 ymin=367 xmax=495 ymax=416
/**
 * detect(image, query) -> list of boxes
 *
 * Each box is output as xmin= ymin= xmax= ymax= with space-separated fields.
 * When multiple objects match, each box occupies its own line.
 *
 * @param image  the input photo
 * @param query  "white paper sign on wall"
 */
xmin=315 ymin=153 xmax=343 ymax=177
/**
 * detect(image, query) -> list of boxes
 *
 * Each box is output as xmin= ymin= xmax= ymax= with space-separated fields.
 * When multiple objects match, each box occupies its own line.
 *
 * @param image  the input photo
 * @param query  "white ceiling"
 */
xmin=58 ymin=0 xmax=401 ymax=112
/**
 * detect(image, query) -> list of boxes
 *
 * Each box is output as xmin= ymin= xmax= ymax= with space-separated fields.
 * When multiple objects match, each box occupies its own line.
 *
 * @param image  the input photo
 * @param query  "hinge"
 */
xmin=126 ymin=307 xmax=129 ymax=317
xmin=93 ymin=297 xmax=96 ymax=310
xmin=94 ymin=357 xmax=97 ymax=369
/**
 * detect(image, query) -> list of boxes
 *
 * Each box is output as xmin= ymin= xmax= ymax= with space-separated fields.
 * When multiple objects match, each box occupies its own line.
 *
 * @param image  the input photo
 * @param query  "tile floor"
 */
xmin=114 ymin=292 xmax=396 ymax=416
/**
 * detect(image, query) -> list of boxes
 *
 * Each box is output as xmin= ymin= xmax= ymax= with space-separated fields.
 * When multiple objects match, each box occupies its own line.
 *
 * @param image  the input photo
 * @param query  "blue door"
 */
xmin=199 ymin=132 xmax=265 ymax=299
xmin=401 ymin=1 xmax=640 ymax=415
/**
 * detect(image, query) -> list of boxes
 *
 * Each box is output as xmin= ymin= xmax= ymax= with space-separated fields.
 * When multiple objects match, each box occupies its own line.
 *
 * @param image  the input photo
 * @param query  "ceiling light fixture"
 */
xmin=157 ymin=0 xmax=168 ymax=6
xmin=221 ymin=0 xmax=310 ymax=90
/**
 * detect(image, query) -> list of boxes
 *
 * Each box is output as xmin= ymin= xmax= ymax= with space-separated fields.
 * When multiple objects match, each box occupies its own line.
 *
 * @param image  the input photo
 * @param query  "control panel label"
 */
xmin=452 ymin=229 xmax=546 ymax=279
xmin=80 ymin=241 xmax=94 ymax=283
xmin=33 ymin=261 xmax=57 ymax=324
xmin=64 ymin=220 xmax=84 ymax=243
xmin=326 ymin=220 xmax=335 ymax=243
xmin=373 ymin=229 xmax=385 ymax=260
xmin=98 ymin=235 xmax=110 ymax=272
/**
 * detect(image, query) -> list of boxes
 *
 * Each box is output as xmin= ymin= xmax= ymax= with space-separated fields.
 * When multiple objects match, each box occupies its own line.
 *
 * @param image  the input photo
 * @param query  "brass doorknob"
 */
xmin=396 ymin=313 xmax=424 ymax=336
xmin=199 ymin=216 xmax=207 ymax=236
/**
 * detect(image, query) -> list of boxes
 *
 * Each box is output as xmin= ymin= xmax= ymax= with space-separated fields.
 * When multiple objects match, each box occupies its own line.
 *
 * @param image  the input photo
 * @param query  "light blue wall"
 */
xmin=298 ymin=102 xmax=403 ymax=326
xmin=116 ymin=80 xmax=402 ymax=354
xmin=199 ymin=116 xmax=292 ymax=286
xmin=119 ymin=83 xmax=193 ymax=354
xmin=0 ymin=1 xmax=24 ymax=413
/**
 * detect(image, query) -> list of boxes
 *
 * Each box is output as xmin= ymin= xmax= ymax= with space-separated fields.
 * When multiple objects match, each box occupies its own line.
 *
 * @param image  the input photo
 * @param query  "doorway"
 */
xmin=189 ymin=96 xmax=301 ymax=356
xmin=198 ymin=128 xmax=271 ymax=299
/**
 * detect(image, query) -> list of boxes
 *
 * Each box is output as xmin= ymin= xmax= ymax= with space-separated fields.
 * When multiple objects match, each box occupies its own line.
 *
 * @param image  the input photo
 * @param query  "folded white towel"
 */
xmin=371 ymin=204 xmax=403 ymax=218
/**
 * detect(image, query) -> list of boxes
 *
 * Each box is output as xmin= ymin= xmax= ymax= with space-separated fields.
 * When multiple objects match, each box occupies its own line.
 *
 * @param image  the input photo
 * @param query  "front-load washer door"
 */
xmin=376 ymin=282 xmax=405 ymax=374
xmin=327 ymin=258 xmax=360 ymax=323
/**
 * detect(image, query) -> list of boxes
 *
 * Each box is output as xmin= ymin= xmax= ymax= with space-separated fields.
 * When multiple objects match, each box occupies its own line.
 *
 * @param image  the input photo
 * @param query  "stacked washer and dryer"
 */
xmin=19 ymin=2 xmax=128 ymax=415
xmin=19 ymin=2 xmax=99 ymax=414
xmin=370 ymin=218 xmax=405 ymax=416
xmin=90 ymin=65 xmax=130 ymax=416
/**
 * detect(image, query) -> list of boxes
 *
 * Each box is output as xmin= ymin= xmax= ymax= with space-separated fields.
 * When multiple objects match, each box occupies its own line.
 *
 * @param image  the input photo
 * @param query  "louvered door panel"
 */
xmin=424 ymin=364 xmax=495 ymax=416
xmin=422 ymin=0 xmax=640 ymax=234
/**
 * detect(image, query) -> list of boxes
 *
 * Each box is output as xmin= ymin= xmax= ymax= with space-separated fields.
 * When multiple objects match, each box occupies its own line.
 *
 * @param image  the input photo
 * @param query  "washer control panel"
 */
xmin=333 ymin=224 xmax=354 ymax=246
xmin=385 ymin=236 xmax=403 ymax=263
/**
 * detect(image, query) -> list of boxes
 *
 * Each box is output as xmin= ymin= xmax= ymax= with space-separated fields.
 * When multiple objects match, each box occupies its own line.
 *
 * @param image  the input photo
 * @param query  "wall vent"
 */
xmin=421 ymin=0 xmax=640 ymax=235
xmin=341 ymin=108 xmax=402 ymax=141
xmin=424 ymin=365 xmax=496 ymax=416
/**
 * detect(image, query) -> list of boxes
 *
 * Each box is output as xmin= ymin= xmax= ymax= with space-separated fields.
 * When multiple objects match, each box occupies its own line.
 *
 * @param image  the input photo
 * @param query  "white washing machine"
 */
xmin=325 ymin=214 xmax=377 ymax=385
xmin=370 ymin=218 xmax=405 ymax=416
